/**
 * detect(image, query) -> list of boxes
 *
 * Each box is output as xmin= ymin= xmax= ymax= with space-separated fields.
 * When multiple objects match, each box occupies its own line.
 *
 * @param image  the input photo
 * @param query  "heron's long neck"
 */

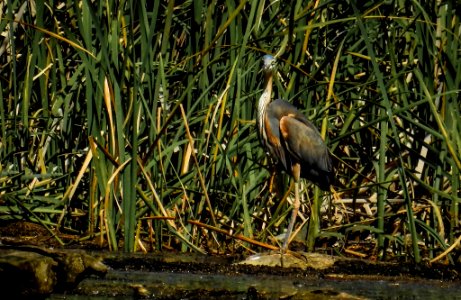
xmin=258 ymin=73 xmax=273 ymax=135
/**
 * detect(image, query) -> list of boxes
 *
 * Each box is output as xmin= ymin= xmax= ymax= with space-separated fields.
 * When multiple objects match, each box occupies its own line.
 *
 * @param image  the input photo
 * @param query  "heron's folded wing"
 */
xmin=279 ymin=115 xmax=331 ymax=173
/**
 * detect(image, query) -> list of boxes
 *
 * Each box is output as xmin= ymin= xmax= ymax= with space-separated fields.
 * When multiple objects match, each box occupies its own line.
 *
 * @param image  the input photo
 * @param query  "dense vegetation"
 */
xmin=1 ymin=0 xmax=460 ymax=264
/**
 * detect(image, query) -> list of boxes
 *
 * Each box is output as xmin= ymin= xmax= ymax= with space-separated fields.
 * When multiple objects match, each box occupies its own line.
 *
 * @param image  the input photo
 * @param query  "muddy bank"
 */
xmin=0 ymin=221 xmax=460 ymax=299
xmin=2 ymin=246 xmax=460 ymax=299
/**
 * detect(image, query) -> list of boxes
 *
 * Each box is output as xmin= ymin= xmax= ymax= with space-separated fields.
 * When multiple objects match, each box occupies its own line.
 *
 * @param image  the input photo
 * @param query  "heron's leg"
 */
xmin=282 ymin=181 xmax=300 ymax=252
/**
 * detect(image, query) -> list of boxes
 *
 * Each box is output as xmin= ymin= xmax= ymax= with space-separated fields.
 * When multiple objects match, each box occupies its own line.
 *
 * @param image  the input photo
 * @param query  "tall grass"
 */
xmin=0 ymin=0 xmax=459 ymax=263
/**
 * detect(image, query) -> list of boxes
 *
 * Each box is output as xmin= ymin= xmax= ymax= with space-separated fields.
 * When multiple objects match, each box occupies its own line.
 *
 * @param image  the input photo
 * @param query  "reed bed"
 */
xmin=0 ymin=0 xmax=460 ymax=264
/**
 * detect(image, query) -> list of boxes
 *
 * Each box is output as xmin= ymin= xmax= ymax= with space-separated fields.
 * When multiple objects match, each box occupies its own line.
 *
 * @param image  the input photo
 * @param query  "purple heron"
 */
xmin=257 ymin=54 xmax=332 ymax=251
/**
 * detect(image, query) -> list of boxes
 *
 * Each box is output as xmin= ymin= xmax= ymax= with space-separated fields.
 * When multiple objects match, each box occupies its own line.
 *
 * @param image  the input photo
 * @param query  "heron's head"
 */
xmin=262 ymin=55 xmax=276 ymax=74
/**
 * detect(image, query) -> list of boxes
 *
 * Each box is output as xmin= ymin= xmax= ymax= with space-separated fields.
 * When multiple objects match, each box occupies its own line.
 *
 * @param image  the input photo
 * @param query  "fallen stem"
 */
xmin=188 ymin=219 xmax=278 ymax=251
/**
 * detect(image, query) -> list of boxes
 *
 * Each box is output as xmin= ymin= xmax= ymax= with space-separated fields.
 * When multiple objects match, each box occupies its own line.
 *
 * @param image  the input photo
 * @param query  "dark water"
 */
xmin=49 ymin=269 xmax=461 ymax=299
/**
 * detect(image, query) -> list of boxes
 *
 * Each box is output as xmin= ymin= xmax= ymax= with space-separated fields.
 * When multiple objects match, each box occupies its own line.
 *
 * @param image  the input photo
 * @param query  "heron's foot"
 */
xmin=274 ymin=232 xmax=306 ymax=252
xmin=274 ymin=232 xmax=293 ymax=252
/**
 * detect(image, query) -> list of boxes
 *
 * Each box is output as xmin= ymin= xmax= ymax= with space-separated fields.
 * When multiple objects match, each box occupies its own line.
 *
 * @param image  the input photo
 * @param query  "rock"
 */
xmin=0 ymin=246 xmax=107 ymax=297
xmin=238 ymin=252 xmax=336 ymax=270
xmin=0 ymin=250 xmax=58 ymax=297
